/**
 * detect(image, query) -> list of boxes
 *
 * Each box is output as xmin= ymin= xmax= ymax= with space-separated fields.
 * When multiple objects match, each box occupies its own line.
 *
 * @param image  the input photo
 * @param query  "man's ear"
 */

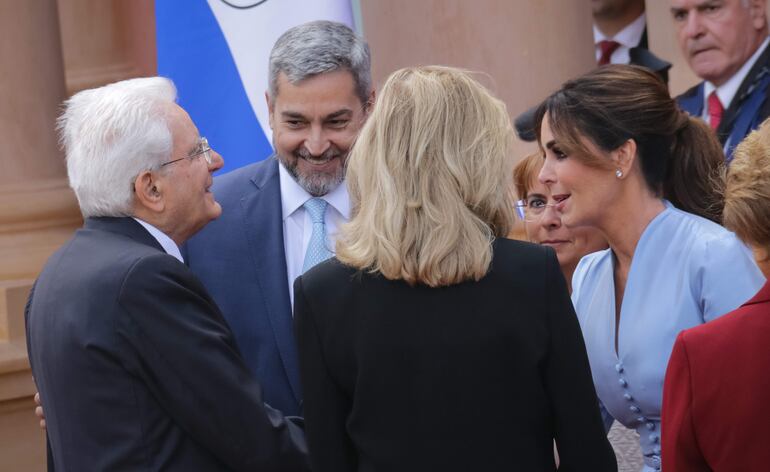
xmin=265 ymin=91 xmax=275 ymax=130
xmin=133 ymin=170 xmax=165 ymax=213
xmin=750 ymin=0 xmax=767 ymax=31
xmin=612 ymin=138 xmax=637 ymax=179
xmin=363 ymin=89 xmax=376 ymax=116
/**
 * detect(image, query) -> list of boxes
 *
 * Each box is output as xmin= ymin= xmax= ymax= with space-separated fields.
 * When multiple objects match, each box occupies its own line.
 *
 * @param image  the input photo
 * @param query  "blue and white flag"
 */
xmin=156 ymin=1 xmax=355 ymax=173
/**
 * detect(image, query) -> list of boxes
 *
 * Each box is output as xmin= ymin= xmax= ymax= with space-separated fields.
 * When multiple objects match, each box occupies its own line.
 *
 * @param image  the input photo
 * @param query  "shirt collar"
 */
xmin=278 ymin=160 xmax=350 ymax=220
xmin=704 ymin=36 xmax=770 ymax=110
xmin=593 ymin=12 xmax=646 ymax=49
xmin=132 ymin=217 xmax=184 ymax=263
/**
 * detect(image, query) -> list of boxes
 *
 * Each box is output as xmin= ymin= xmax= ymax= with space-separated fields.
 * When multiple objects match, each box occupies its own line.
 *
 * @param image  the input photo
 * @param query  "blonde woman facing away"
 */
xmin=293 ymin=66 xmax=617 ymax=472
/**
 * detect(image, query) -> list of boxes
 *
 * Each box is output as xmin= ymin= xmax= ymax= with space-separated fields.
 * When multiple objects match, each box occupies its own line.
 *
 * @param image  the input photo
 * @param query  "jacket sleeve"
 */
xmin=116 ymin=254 xmax=309 ymax=472
xmin=293 ymin=275 xmax=357 ymax=472
xmin=541 ymin=249 xmax=617 ymax=472
xmin=662 ymin=332 xmax=709 ymax=471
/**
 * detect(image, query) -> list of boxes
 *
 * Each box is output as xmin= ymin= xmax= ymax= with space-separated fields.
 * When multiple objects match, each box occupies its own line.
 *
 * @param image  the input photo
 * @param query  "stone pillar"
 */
xmin=360 ymin=0 xmax=596 ymax=238
xmin=0 ymin=1 xmax=81 ymax=470
xmin=360 ymin=0 xmax=595 ymax=160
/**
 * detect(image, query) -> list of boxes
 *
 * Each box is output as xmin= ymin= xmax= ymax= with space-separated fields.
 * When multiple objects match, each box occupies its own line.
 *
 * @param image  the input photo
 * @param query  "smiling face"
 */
xmin=537 ymin=113 xmax=619 ymax=230
xmin=524 ymin=176 xmax=608 ymax=276
xmin=268 ymin=69 xmax=369 ymax=196
xmin=159 ymin=104 xmax=224 ymax=241
xmin=671 ymin=0 xmax=767 ymax=86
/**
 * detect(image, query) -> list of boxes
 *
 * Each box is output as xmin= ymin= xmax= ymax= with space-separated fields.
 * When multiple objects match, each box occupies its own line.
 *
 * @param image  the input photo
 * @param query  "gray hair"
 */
xmin=268 ymin=20 xmax=372 ymax=104
xmin=58 ymin=77 xmax=177 ymax=218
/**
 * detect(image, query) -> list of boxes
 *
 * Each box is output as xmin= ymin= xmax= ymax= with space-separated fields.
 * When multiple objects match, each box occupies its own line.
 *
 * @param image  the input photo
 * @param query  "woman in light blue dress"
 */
xmin=535 ymin=65 xmax=765 ymax=472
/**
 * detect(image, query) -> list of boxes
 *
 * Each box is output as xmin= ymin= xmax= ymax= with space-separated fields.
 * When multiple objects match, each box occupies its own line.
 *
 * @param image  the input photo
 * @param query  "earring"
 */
xmin=615 ymin=169 xmax=623 ymax=178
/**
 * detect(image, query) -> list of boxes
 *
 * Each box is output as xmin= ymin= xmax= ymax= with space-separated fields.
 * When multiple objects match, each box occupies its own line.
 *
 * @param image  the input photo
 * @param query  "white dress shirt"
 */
xmin=132 ymin=217 xmax=185 ymax=263
xmin=278 ymin=162 xmax=350 ymax=308
xmin=702 ymin=37 xmax=770 ymax=125
xmin=593 ymin=13 xmax=646 ymax=65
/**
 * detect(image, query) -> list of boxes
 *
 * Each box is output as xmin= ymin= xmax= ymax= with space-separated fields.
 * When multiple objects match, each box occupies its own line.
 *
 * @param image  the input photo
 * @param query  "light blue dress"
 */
xmin=572 ymin=203 xmax=765 ymax=472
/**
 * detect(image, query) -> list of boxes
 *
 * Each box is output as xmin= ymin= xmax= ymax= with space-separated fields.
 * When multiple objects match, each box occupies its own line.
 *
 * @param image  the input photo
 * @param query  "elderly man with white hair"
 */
xmin=673 ymin=0 xmax=770 ymax=159
xmin=25 ymin=77 xmax=310 ymax=472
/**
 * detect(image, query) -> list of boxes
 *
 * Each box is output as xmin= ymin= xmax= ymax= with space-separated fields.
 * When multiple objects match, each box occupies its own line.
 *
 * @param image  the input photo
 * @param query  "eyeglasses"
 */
xmin=161 ymin=137 xmax=212 ymax=167
xmin=515 ymin=198 xmax=560 ymax=222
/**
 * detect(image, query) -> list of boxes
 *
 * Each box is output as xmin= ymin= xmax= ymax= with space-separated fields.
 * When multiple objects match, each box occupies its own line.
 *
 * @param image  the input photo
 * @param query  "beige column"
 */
xmin=0 ymin=1 xmax=81 ymax=471
xmin=360 ymin=0 xmax=595 ymax=238
xmin=360 ymin=0 xmax=595 ymax=160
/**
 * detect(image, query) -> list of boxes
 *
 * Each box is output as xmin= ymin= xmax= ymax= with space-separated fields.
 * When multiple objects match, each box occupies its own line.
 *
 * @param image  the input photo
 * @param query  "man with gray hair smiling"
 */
xmin=26 ymin=77 xmax=309 ymax=471
xmin=185 ymin=20 xmax=374 ymax=418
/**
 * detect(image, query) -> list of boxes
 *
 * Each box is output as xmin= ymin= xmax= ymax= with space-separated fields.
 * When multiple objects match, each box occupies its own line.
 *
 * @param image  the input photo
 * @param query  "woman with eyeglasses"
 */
xmin=293 ymin=66 xmax=617 ymax=472
xmin=514 ymin=152 xmax=607 ymax=292
xmin=536 ymin=65 xmax=765 ymax=472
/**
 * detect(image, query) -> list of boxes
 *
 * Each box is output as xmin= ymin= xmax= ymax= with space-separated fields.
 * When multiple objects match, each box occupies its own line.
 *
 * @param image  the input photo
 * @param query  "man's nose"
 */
xmin=209 ymin=150 xmax=224 ymax=172
xmin=304 ymin=126 xmax=331 ymax=156
xmin=682 ymin=11 xmax=705 ymax=40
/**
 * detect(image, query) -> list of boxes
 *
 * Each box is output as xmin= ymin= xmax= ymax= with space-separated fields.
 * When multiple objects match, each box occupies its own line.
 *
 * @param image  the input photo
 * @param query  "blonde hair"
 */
xmin=336 ymin=66 xmax=515 ymax=287
xmin=724 ymin=119 xmax=770 ymax=257
xmin=513 ymin=152 xmax=543 ymax=200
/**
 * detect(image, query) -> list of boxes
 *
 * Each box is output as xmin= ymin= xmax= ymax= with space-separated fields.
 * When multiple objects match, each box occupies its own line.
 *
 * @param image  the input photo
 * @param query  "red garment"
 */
xmin=662 ymin=281 xmax=770 ymax=471
xmin=708 ymin=91 xmax=724 ymax=131
xmin=597 ymin=40 xmax=620 ymax=66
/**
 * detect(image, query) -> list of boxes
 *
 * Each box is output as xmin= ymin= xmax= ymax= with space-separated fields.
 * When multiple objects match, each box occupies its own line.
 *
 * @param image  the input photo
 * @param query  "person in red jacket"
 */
xmin=662 ymin=119 xmax=770 ymax=471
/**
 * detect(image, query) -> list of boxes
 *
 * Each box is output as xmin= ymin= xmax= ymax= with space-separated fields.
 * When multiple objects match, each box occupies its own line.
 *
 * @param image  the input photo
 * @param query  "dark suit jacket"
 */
xmin=26 ymin=217 xmax=309 ymax=471
xmin=185 ymin=157 xmax=302 ymax=416
xmin=662 ymin=281 xmax=770 ymax=471
xmin=294 ymin=238 xmax=617 ymax=472
xmin=676 ymin=42 xmax=770 ymax=151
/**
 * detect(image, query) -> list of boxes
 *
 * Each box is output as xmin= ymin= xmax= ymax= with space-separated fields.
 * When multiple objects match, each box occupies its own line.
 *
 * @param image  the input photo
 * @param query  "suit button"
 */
xmin=619 ymin=378 xmax=628 ymax=387
xmin=624 ymin=393 xmax=633 ymax=401
xmin=646 ymin=422 xmax=656 ymax=431
xmin=637 ymin=417 xmax=647 ymax=424
xmin=649 ymin=434 xmax=659 ymax=443
xmin=630 ymin=405 xmax=641 ymax=413
xmin=615 ymin=362 xmax=624 ymax=373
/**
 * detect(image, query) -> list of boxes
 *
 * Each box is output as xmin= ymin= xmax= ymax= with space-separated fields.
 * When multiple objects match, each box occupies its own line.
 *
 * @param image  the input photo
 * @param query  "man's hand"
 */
xmin=34 ymin=392 xmax=46 ymax=429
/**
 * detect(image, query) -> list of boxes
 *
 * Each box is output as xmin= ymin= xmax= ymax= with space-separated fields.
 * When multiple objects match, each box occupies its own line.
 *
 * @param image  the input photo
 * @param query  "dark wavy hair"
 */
xmin=535 ymin=65 xmax=725 ymax=224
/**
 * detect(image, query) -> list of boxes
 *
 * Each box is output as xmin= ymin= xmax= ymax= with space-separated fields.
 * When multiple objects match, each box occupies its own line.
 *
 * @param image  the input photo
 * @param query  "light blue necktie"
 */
xmin=302 ymin=198 xmax=334 ymax=273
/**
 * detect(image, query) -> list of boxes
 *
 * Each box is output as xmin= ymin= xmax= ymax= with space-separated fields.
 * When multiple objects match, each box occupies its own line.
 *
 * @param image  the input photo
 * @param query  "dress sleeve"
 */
xmin=294 ymin=275 xmax=357 ymax=472
xmin=541 ymin=249 xmax=617 ymax=472
xmin=700 ymin=233 xmax=765 ymax=322
xmin=662 ymin=332 xmax=709 ymax=471
xmin=117 ymin=254 xmax=309 ymax=472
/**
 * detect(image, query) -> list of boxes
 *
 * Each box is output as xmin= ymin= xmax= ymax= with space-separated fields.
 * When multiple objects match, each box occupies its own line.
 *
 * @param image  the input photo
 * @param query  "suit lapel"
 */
xmin=718 ymin=43 xmax=770 ymax=138
xmin=239 ymin=158 xmax=301 ymax=404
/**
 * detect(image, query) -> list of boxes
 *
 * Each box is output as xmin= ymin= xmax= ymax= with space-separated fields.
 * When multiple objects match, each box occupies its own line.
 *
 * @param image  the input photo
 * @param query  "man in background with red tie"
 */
xmin=673 ymin=0 xmax=770 ymax=160
xmin=515 ymin=0 xmax=670 ymax=141
xmin=593 ymin=0 xmax=671 ymax=82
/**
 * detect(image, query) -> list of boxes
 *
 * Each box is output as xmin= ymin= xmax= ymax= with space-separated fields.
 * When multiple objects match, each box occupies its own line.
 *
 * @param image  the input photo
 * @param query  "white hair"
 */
xmin=58 ymin=77 xmax=177 ymax=218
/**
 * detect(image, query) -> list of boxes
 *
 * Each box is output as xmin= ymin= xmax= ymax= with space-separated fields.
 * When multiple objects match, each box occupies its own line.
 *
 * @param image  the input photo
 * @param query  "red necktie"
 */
xmin=598 ymin=40 xmax=620 ymax=66
xmin=708 ymin=91 xmax=724 ymax=131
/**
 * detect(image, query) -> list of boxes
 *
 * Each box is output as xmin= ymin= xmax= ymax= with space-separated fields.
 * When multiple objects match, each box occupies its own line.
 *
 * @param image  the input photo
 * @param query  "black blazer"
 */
xmin=25 ymin=217 xmax=309 ymax=472
xmin=294 ymin=238 xmax=616 ymax=472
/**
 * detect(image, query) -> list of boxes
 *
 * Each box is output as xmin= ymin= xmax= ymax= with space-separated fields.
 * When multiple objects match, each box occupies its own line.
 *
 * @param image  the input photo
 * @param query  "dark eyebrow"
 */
xmin=280 ymin=111 xmax=307 ymax=120
xmin=528 ymin=192 xmax=547 ymax=200
xmin=545 ymin=140 xmax=557 ymax=150
xmin=325 ymin=109 xmax=353 ymax=120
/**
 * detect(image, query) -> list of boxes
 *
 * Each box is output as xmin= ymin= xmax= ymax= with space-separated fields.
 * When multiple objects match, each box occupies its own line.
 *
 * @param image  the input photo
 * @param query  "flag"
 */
xmin=156 ymin=0 xmax=355 ymax=173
